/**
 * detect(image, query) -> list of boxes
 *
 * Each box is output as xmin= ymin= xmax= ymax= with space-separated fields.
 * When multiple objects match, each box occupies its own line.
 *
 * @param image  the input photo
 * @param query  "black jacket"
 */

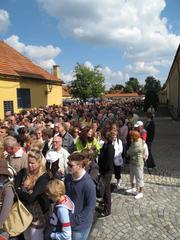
xmin=15 ymin=168 xmax=50 ymax=213
xmin=144 ymin=120 xmax=155 ymax=143
xmin=98 ymin=142 xmax=115 ymax=175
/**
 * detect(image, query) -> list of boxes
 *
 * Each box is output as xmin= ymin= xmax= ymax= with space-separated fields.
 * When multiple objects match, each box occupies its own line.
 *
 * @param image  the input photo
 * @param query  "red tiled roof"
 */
xmin=104 ymin=92 xmax=140 ymax=97
xmin=62 ymin=85 xmax=71 ymax=97
xmin=0 ymin=40 xmax=60 ymax=81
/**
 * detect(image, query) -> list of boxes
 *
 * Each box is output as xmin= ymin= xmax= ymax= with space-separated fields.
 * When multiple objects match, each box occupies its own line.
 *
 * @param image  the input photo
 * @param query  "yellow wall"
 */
xmin=47 ymin=84 xmax=62 ymax=106
xmin=0 ymin=79 xmax=20 ymax=119
xmin=0 ymin=78 xmax=62 ymax=119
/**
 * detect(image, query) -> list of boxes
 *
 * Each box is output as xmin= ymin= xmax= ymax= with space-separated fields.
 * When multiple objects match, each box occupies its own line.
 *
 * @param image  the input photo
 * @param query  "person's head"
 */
xmin=71 ymin=127 xmax=79 ymax=138
xmin=129 ymin=130 xmax=141 ymax=142
xmin=104 ymin=131 xmax=113 ymax=144
xmin=92 ymin=122 xmax=98 ymax=132
xmin=81 ymin=148 xmax=95 ymax=168
xmin=0 ymin=126 xmax=9 ymax=139
xmin=79 ymin=127 xmax=94 ymax=145
xmin=57 ymin=122 xmax=67 ymax=135
xmin=46 ymin=179 xmax=65 ymax=202
xmin=22 ymin=118 xmax=31 ymax=127
xmin=30 ymin=139 xmax=44 ymax=151
xmin=119 ymin=117 xmax=125 ymax=127
xmin=27 ymin=149 xmax=45 ymax=175
xmin=42 ymin=128 xmax=53 ymax=141
xmin=111 ymin=123 xmax=117 ymax=131
xmin=45 ymin=121 xmax=53 ymax=129
xmin=87 ymin=128 xmax=94 ymax=139
xmin=134 ymin=121 xmax=144 ymax=130
xmin=64 ymin=121 xmax=71 ymax=132
xmin=110 ymin=129 xmax=118 ymax=142
xmin=3 ymin=136 xmax=20 ymax=155
xmin=52 ymin=135 xmax=62 ymax=151
xmin=146 ymin=112 xmax=153 ymax=120
xmin=34 ymin=127 xmax=43 ymax=140
xmin=67 ymin=152 xmax=85 ymax=177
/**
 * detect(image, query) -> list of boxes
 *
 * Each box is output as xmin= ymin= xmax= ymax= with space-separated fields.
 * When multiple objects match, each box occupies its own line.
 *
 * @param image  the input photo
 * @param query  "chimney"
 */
xmin=52 ymin=65 xmax=60 ymax=79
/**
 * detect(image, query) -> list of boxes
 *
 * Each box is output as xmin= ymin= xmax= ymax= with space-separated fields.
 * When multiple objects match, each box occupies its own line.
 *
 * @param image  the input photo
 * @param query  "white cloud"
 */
xmin=0 ymin=9 xmax=10 ymax=33
xmin=61 ymin=71 xmax=74 ymax=83
xmin=84 ymin=61 xmax=94 ymax=70
xmin=62 ymin=60 xmax=126 ymax=88
xmin=126 ymin=61 xmax=159 ymax=75
xmin=37 ymin=0 xmax=180 ymax=81
xmin=5 ymin=35 xmax=61 ymax=69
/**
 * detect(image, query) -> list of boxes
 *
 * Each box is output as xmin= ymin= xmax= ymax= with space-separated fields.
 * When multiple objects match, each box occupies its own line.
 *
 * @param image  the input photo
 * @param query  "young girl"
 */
xmin=46 ymin=179 xmax=74 ymax=240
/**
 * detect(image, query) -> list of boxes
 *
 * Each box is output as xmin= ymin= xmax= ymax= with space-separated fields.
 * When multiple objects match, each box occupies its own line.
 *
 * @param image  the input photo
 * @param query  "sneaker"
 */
xmin=97 ymin=212 xmax=111 ymax=218
xmin=134 ymin=192 xmax=143 ymax=199
xmin=116 ymin=183 xmax=123 ymax=190
xmin=126 ymin=188 xmax=136 ymax=193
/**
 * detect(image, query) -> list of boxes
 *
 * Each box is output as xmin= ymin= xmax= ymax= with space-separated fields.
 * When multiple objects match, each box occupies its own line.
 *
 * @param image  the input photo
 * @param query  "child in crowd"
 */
xmin=46 ymin=179 xmax=74 ymax=240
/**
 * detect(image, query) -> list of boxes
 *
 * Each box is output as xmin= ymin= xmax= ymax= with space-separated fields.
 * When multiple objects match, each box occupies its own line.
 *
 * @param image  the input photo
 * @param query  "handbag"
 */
xmin=3 ymin=190 xmax=33 ymax=237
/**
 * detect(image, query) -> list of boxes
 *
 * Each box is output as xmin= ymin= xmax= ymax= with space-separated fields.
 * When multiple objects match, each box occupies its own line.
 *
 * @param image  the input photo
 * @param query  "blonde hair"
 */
xmin=23 ymin=149 xmax=45 ymax=190
xmin=30 ymin=139 xmax=44 ymax=150
xmin=46 ymin=179 xmax=65 ymax=202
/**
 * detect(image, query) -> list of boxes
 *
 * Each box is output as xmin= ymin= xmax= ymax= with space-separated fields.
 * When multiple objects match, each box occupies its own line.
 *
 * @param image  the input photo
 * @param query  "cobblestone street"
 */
xmin=90 ymin=117 xmax=180 ymax=240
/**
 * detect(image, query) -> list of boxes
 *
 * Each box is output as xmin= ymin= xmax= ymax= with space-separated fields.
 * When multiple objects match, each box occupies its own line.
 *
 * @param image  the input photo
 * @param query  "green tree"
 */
xmin=144 ymin=76 xmax=161 ymax=93
xmin=144 ymin=76 xmax=161 ymax=111
xmin=124 ymin=85 xmax=133 ymax=93
xmin=109 ymin=84 xmax=124 ymax=93
xmin=125 ymin=77 xmax=140 ymax=92
xmin=70 ymin=63 xmax=105 ymax=100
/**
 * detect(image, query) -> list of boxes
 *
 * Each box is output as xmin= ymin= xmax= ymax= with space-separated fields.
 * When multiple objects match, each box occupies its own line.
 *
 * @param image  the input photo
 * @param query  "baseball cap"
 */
xmin=134 ymin=121 xmax=144 ymax=128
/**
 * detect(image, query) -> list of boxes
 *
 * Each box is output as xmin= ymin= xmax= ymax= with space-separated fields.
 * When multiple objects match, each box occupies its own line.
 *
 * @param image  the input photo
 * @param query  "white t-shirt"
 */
xmin=113 ymin=139 xmax=123 ymax=166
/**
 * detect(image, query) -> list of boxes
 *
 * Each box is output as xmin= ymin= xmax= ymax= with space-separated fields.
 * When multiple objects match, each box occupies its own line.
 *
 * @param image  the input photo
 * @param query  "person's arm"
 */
xmin=0 ymin=186 xmax=14 ymax=228
xmin=89 ymin=162 xmax=99 ymax=183
xmin=68 ymin=136 xmax=75 ymax=154
xmin=76 ymin=138 xmax=83 ymax=151
xmin=16 ymin=173 xmax=49 ymax=204
xmin=50 ymin=207 xmax=71 ymax=240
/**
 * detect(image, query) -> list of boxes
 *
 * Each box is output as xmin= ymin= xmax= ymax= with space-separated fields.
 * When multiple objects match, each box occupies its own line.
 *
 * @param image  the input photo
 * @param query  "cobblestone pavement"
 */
xmin=89 ymin=117 xmax=180 ymax=240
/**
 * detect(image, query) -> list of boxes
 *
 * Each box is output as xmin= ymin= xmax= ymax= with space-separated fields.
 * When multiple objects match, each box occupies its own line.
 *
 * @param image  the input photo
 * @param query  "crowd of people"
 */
xmin=0 ymin=98 xmax=156 ymax=240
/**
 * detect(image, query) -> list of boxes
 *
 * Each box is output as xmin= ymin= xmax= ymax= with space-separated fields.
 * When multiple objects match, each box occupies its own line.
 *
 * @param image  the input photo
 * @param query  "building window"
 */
xmin=17 ymin=88 xmax=31 ymax=108
xmin=4 ymin=101 xmax=14 ymax=116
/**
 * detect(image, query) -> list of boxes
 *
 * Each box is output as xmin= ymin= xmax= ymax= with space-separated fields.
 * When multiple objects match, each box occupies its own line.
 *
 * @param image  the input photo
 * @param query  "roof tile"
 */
xmin=0 ymin=40 xmax=60 ymax=81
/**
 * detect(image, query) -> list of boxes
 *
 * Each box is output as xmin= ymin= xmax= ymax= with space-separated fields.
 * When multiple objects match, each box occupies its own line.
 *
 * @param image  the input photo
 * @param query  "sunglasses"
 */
xmin=67 ymin=162 xmax=76 ymax=168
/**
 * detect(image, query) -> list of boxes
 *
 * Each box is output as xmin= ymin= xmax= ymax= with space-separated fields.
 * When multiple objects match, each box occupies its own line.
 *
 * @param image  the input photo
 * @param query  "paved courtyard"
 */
xmin=90 ymin=117 xmax=180 ymax=240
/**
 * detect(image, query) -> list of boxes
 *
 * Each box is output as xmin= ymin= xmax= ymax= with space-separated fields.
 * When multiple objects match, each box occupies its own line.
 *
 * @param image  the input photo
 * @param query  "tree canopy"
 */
xmin=108 ymin=84 xmax=124 ymax=93
xmin=144 ymin=76 xmax=161 ymax=93
xmin=125 ymin=77 xmax=141 ymax=92
xmin=70 ymin=63 xmax=105 ymax=100
xmin=144 ymin=76 xmax=161 ymax=111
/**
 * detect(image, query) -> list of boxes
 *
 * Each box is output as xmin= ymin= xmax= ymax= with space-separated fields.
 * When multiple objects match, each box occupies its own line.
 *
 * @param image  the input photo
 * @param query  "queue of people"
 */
xmin=0 ymin=99 xmax=156 ymax=240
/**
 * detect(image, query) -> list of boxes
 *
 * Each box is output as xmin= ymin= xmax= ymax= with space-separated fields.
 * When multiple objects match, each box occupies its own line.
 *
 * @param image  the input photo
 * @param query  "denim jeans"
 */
xmin=72 ymin=227 xmax=91 ymax=240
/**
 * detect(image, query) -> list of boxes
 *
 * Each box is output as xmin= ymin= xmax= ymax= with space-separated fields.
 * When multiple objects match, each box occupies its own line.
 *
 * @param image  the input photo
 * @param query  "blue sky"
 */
xmin=0 ymin=0 xmax=180 ymax=89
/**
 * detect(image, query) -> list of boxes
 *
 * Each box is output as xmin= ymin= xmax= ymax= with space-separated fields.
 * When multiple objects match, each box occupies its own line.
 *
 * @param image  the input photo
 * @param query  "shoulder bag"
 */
xmin=3 ymin=189 xmax=33 ymax=237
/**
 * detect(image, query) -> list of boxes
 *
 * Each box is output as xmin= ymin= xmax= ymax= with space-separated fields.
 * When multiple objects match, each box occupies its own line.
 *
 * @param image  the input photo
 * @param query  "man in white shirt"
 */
xmin=46 ymin=135 xmax=69 ymax=179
